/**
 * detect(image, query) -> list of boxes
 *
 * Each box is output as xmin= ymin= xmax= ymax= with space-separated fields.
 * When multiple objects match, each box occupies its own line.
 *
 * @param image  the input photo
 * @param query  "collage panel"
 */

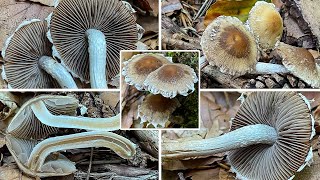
xmin=161 ymin=0 xmax=320 ymax=89
xmin=0 ymin=91 xmax=159 ymax=179
xmin=120 ymin=50 xmax=200 ymax=129
xmin=0 ymin=0 xmax=159 ymax=89
xmin=161 ymin=91 xmax=319 ymax=180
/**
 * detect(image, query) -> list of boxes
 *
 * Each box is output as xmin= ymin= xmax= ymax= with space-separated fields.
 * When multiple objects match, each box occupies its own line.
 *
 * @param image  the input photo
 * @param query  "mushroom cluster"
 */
xmin=1 ymin=0 xmax=139 ymax=89
xmin=162 ymin=91 xmax=315 ymax=179
xmin=5 ymin=94 xmax=136 ymax=177
xmin=122 ymin=53 xmax=198 ymax=128
xmin=201 ymin=1 xmax=284 ymax=76
xmin=201 ymin=1 xmax=320 ymax=88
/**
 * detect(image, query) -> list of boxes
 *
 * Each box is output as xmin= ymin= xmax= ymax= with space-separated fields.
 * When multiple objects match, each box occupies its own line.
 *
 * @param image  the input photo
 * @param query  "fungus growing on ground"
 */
xmin=144 ymin=64 xmax=198 ymax=98
xmin=50 ymin=0 xmax=137 ymax=88
xmin=248 ymin=1 xmax=283 ymax=50
xmin=2 ymin=20 xmax=77 ymax=89
xmin=201 ymin=16 xmax=288 ymax=75
xmin=138 ymin=94 xmax=180 ymax=127
xmin=122 ymin=54 xmax=171 ymax=90
xmin=201 ymin=16 xmax=258 ymax=75
xmin=162 ymin=92 xmax=314 ymax=180
xmin=276 ymin=42 xmax=320 ymax=88
xmin=6 ymin=131 xmax=136 ymax=177
xmin=7 ymin=95 xmax=120 ymax=140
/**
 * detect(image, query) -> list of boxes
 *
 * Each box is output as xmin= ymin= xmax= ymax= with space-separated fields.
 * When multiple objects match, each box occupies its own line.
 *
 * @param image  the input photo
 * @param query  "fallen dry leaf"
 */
xmin=29 ymin=0 xmax=54 ymax=7
xmin=162 ymin=156 xmax=224 ymax=171
xmin=185 ymin=168 xmax=221 ymax=180
xmin=204 ymin=0 xmax=271 ymax=26
xmin=0 ymin=0 xmax=53 ymax=50
xmin=161 ymin=0 xmax=183 ymax=14
xmin=0 ymin=164 xmax=35 ymax=180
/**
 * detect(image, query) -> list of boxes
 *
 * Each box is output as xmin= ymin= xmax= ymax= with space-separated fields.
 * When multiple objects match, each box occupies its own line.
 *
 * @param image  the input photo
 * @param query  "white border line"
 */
xmin=119 ymin=50 xmax=201 ymax=130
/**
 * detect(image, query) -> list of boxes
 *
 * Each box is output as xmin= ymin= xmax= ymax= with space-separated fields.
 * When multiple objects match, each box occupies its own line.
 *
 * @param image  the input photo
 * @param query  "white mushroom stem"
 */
xmin=86 ymin=29 xmax=108 ymax=89
xmin=38 ymin=56 xmax=77 ymax=88
xmin=30 ymin=100 xmax=119 ymax=131
xmin=162 ymin=124 xmax=277 ymax=159
xmin=25 ymin=131 xmax=136 ymax=171
xmin=254 ymin=62 xmax=289 ymax=74
xmin=201 ymin=57 xmax=289 ymax=74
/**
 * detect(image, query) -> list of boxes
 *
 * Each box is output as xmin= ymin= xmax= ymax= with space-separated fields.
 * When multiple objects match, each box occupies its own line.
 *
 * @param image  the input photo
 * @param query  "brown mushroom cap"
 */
xmin=2 ymin=20 xmax=58 ymax=88
xmin=144 ymin=63 xmax=198 ymax=98
xmin=50 ymin=0 xmax=137 ymax=82
xmin=276 ymin=42 xmax=320 ymax=87
xmin=138 ymin=94 xmax=180 ymax=127
xmin=229 ymin=91 xmax=313 ymax=180
xmin=248 ymin=1 xmax=283 ymax=50
xmin=122 ymin=54 xmax=171 ymax=90
xmin=201 ymin=16 xmax=258 ymax=75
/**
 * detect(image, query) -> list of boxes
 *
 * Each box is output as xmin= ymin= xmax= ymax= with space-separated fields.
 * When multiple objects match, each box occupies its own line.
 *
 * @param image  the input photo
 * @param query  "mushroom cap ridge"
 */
xmin=3 ymin=20 xmax=58 ymax=88
xmin=229 ymin=91 xmax=313 ymax=180
xmin=50 ymin=0 xmax=138 ymax=82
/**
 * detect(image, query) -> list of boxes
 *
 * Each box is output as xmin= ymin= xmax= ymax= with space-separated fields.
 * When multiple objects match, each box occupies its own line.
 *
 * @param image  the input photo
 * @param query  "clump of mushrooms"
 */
xmin=162 ymin=91 xmax=314 ymax=179
xmin=122 ymin=53 xmax=198 ymax=128
xmin=49 ymin=0 xmax=138 ymax=88
xmin=2 ymin=20 xmax=77 ymax=89
xmin=201 ymin=15 xmax=288 ymax=76
xmin=5 ymin=94 xmax=136 ymax=177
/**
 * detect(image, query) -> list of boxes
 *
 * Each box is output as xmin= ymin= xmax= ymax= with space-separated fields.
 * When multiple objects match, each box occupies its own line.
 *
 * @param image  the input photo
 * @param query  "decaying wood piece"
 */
xmin=283 ymin=0 xmax=320 ymax=48
xmin=132 ymin=130 xmax=158 ymax=158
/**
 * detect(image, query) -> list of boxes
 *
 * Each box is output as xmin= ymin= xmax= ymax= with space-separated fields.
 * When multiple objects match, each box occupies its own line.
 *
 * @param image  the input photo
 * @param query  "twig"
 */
xmin=193 ymin=0 xmax=216 ymax=20
xmin=86 ymin=147 xmax=94 ymax=180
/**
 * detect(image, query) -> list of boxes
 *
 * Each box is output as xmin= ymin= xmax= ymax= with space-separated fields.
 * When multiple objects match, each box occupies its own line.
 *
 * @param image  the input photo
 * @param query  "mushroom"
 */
xmin=137 ymin=94 xmax=180 ymax=128
xmin=2 ymin=20 xmax=77 ymax=89
xmin=276 ymin=42 xmax=320 ymax=88
xmin=50 ymin=0 xmax=137 ymax=88
xmin=247 ymin=1 xmax=283 ymax=51
xmin=5 ymin=131 xmax=136 ymax=177
xmin=7 ymin=95 xmax=120 ymax=140
xmin=201 ymin=16 xmax=288 ymax=76
xmin=162 ymin=92 xmax=314 ymax=179
xmin=144 ymin=64 xmax=198 ymax=98
xmin=122 ymin=53 xmax=171 ymax=90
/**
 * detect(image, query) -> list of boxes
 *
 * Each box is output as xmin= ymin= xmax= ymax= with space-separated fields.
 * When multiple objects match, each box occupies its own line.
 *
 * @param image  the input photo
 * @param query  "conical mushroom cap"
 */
xmin=7 ymin=95 xmax=78 ymax=140
xmin=138 ymin=94 xmax=180 ymax=127
xmin=50 ymin=0 xmax=137 ymax=82
xmin=122 ymin=54 xmax=171 ymax=90
xmin=144 ymin=64 xmax=198 ymax=98
xmin=201 ymin=16 xmax=258 ymax=75
xmin=276 ymin=42 xmax=320 ymax=88
xmin=2 ymin=20 xmax=58 ymax=88
xmin=248 ymin=1 xmax=283 ymax=50
xmin=229 ymin=91 xmax=313 ymax=180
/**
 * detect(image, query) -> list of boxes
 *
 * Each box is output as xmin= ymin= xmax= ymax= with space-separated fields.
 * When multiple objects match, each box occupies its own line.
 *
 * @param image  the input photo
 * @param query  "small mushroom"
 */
xmin=6 ymin=131 xmax=136 ymax=177
xmin=122 ymin=54 xmax=171 ymax=90
xmin=50 ymin=0 xmax=137 ymax=88
xmin=2 ymin=20 xmax=77 ymax=89
xmin=144 ymin=64 xmax=198 ymax=98
xmin=248 ymin=1 xmax=283 ymax=51
xmin=201 ymin=16 xmax=288 ymax=75
xmin=7 ymin=95 xmax=120 ymax=140
xmin=276 ymin=42 xmax=320 ymax=88
xmin=138 ymin=94 xmax=180 ymax=128
xmin=162 ymin=92 xmax=314 ymax=179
